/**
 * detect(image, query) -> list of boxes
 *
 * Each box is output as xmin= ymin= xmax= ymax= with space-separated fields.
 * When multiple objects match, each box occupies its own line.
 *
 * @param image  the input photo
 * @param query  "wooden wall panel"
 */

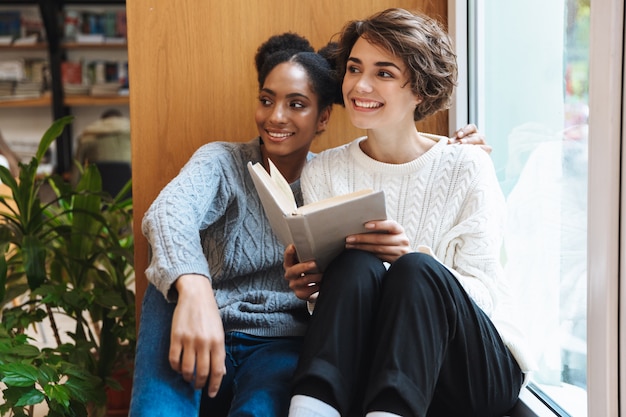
xmin=127 ymin=0 xmax=448 ymax=306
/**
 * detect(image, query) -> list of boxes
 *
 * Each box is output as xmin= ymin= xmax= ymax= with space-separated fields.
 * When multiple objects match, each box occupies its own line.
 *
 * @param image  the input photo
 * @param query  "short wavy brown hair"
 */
xmin=334 ymin=8 xmax=458 ymax=122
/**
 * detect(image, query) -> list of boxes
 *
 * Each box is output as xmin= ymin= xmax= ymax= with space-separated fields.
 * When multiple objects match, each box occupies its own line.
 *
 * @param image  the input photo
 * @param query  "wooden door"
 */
xmin=126 ymin=0 xmax=449 ymax=311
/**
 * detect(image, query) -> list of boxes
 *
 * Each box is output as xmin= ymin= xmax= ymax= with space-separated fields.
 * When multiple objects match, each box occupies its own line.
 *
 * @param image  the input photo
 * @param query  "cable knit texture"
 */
xmin=301 ymin=134 xmax=533 ymax=374
xmin=142 ymin=138 xmax=309 ymax=338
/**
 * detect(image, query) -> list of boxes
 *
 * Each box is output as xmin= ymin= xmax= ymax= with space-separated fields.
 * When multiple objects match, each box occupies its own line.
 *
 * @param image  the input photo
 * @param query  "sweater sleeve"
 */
xmin=142 ymin=143 xmax=236 ymax=300
xmin=435 ymin=149 xmax=506 ymax=316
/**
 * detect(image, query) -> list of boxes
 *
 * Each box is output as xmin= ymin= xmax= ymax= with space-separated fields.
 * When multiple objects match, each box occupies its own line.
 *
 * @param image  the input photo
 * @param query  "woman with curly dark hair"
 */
xmin=130 ymin=32 xmax=341 ymax=417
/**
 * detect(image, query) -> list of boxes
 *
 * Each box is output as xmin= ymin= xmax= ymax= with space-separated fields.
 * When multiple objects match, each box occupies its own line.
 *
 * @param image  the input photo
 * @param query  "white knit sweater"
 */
xmin=301 ymin=134 xmax=534 ymax=374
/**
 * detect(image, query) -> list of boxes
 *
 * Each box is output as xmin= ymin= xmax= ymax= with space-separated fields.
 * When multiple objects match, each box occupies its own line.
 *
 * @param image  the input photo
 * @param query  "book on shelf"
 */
xmin=14 ymin=81 xmax=42 ymax=98
xmin=12 ymin=34 xmax=38 ymax=46
xmin=61 ymin=61 xmax=82 ymax=85
xmin=24 ymin=59 xmax=48 ymax=85
xmin=0 ymin=60 xmax=24 ymax=81
xmin=63 ymin=9 xmax=126 ymax=42
xmin=75 ymin=33 xmax=105 ymax=44
xmin=0 ymin=81 xmax=14 ymax=99
xmin=247 ymin=160 xmax=387 ymax=272
xmin=64 ymin=84 xmax=89 ymax=96
xmin=20 ymin=9 xmax=45 ymax=42
xmin=104 ymin=37 xmax=126 ymax=45
xmin=102 ymin=11 xmax=117 ymax=38
xmin=81 ymin=11 xmax=104 ymax=36
xmin=90 ymin=82 xmax=120 ymax=97
xmin=0 ymin=11 xmax=20 ymax=41
xmin=64 ymin=10 xmax=80 ymax=40
xmin=0 ymin=10 xmax=44 ymax=44
xmin=115 ymin=10 xmax=127 ymax=38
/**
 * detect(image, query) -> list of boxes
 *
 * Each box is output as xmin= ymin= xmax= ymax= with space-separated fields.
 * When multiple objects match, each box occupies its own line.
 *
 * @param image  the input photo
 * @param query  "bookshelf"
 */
xmin=64 ymin=42 xmax=127 ymax=49
xmin=0 ymin=43 xmax=47 ymax=51
xmin=0 ymin=0 xmax=127 ymax=174
xmin=0 ymin=94 xmax=50 ymax=108
xmin=64 ymin=94 xmax=127 ymax=106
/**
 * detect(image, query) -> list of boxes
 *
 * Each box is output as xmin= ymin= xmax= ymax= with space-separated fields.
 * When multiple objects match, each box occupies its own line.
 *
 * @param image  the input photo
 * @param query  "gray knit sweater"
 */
xmin=142 ymin=138 xmax=309 ymax=337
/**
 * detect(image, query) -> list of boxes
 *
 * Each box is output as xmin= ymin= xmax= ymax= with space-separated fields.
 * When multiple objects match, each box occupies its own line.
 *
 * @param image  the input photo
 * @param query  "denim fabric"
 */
xmin=129 ymin=284 xmax=201 ymax=417
xmin=130 ymin=284 xmax=304 ymax=417
xmin=200 ymin=332 xmax=303 ymax=417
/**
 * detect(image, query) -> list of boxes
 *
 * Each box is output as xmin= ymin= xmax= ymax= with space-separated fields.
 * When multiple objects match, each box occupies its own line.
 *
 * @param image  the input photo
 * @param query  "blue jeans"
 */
xmin=130 ymin=284 xmax=303 ymax=417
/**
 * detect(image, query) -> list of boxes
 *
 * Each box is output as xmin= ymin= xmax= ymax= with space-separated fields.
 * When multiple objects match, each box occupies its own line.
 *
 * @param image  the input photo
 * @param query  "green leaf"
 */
xmin=38 ymin=363 xmax=58 ymax=385
xmin=70 ymin=165 xmax=104 ymax=260
xmin=2 ymin=384 xmax=35 ymax=408
xmin=0 ymin=362 xmax=39 ymax=387
xmin=36 ymin=116 xmax=73 ymax=163
xmin=14 ymin=387 xmax=45 ymax=407
xmin=22 ymin=235 xmax=47 ymax=289
xmin=112 ymin=178 xmax=132 ymax=202
xmin=10 ymin=343 xmax=40 ymax=358
xmin=0 ymin=248 xmax=6 ymax=301
xmin=44 ymin=383 xmax=71 ymax=409
xmin=0 ymin=165 xmax=17 ymax=191
xmin=63 ymin=364 xmax=106 ymax=405
xmin=2 ymin=282 xmax=30 ymax=308
xmin=97 ymin=290 xmax=125 ymax=309
xmin=63 ymin=363 xmax=101 ymax=382
xmin=0 ymin=226 xmax=15 ymax=245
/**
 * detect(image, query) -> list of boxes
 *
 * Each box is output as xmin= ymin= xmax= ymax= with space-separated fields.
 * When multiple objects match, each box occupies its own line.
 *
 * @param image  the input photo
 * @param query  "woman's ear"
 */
xmin=316 ymin=107 xmax=332 ymax=134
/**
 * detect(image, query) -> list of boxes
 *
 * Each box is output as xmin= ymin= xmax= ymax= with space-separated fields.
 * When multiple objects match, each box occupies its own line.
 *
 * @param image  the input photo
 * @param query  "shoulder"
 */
xmin=431 ymin=143 xmax=500 ymax=196
xmin=439 ymin=144 xmax=502 ymax=203
xmin=303 ymin=141 xmax=349 ymax=180
xmin=442 ymin=141 xmax=493 ymax=169
xmin=170 ymin=140 xmax=261 ymax=191
xmin=306 ymin=137 xmax=359 ymax=168
xmin=150 ymin=141 xmax=260 ymax=209
xmin=190 ymin=138 xmax=262 ymax=165
xmin=315 ymin=138 xmax=355 ymax=158
xmin=420 ymin=132 xmax=448 ymax=144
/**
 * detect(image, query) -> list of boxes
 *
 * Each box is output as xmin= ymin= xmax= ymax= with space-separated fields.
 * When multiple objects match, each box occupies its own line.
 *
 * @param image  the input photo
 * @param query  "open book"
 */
xmin=247 ymin=160 xmax=387 ymax=272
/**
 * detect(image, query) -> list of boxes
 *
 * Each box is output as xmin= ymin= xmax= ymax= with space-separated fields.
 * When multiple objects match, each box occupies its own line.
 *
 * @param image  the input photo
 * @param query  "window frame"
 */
xmin=586 ymin=1 xmax=624 ymax=417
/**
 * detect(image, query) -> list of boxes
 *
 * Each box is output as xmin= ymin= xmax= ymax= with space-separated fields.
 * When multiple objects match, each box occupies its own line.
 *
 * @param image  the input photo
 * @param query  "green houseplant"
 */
xmin=0 ymin=116 xmax=135 ymax=417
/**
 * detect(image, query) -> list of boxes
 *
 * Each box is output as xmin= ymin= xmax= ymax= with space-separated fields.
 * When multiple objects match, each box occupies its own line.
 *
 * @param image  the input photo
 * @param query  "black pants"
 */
xmin=291 ymin=250 xmax=523 ymax=417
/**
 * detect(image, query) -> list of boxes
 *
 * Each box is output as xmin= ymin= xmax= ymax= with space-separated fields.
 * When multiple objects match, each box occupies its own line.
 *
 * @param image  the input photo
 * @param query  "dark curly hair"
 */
xmin=333 ymin=8 xmax=458 ymax=121
xmin=255 ymin=32 xmax=342 ymax=112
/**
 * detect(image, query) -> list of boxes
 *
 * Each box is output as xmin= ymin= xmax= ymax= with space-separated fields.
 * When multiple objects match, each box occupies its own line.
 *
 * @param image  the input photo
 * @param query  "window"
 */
xmin=449 ymin=0 xmax=623 ymax=415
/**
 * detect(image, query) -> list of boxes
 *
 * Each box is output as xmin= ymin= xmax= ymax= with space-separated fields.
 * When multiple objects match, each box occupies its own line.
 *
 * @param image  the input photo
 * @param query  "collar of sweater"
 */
xmin=349 ymin=135 xmax=448 ymax=174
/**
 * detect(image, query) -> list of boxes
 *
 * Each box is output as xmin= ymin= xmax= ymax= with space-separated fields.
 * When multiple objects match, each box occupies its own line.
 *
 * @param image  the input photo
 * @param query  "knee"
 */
xmin=385 ymin=252 xmax=448 ymax=292
xmin=330 ymin=248 xmax=380 ymax=269
xmin=391 ymin=252 xmax=440 ymax=275
xmin=322 ymin=249 xmax=386 ymax=292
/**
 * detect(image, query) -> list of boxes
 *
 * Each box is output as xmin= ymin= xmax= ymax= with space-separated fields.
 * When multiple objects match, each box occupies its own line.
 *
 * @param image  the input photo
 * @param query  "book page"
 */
xmin=248 ymin=161 xmax=294 ymax=246
xmin=295 ymin=188 xmax=373 ymax=215
xmin=268 ymin=159 xmax=297 ymax=213
xmin=248 ymin=160 xmax=296 ymax=215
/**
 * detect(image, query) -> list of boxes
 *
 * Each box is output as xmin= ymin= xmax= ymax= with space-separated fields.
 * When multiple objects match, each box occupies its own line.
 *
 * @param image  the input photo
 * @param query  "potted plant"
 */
xmin=0 ymin=116 xmax=135 ymax=417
